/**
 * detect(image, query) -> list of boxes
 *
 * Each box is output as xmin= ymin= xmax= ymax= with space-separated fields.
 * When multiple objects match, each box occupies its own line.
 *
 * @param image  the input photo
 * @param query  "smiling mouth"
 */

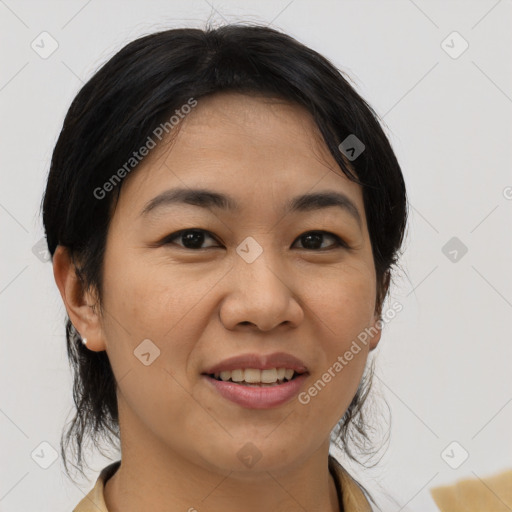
xmin=203 ymin=371 xmax=304 ymax=387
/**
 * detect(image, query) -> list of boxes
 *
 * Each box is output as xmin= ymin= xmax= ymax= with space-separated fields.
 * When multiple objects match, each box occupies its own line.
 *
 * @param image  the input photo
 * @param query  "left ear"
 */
xmin=368 ymin=314 xmax=383 ymax=351
xmin=369 ymin=270 xmax=390 ymax=351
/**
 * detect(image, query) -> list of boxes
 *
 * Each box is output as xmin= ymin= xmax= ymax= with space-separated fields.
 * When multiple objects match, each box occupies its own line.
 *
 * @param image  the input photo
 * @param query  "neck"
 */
xmin=104 ymin=405 xmax=340 ymax=512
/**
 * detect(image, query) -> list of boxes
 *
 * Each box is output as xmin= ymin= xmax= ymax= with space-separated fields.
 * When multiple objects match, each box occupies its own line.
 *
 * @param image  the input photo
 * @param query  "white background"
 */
xmin=1 ymin=1 xmax=511 ymax=510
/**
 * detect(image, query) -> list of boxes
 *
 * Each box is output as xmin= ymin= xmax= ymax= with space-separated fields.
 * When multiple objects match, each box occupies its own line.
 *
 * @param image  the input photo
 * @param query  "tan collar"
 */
xmin=73 ymin=455 xmax=373 ymax=511
xmin=329 ymin=455 xmax=374 ymax=511
xmin=73 ymin=460 xmax=120 ymax=512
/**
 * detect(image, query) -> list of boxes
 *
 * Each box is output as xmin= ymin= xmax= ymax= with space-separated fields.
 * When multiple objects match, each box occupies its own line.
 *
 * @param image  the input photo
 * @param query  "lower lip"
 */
xmin=203 ymin=374 xmax=308 ymax=409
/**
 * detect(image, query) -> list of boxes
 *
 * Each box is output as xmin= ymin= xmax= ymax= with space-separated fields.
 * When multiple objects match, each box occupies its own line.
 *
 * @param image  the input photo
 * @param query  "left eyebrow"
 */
xmin=140 ymin=187 xmax=362 ymax=229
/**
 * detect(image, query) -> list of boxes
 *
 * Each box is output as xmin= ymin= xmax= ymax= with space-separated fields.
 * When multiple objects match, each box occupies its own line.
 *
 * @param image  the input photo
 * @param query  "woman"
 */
xmin=42 ymin=24 xmax=408 ymax=511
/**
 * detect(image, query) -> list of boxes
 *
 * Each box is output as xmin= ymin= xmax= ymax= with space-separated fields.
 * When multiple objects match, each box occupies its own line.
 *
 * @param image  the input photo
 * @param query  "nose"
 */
xmin=219 ymin=250 xmax=304 ymax=332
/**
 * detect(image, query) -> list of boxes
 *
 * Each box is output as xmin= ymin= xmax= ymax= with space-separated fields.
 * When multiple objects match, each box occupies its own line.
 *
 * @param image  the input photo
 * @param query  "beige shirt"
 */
xmin=73 ymin=457 xmax=512 ymax=512
xmin=72 ymin=455 xmax=373 ymax=511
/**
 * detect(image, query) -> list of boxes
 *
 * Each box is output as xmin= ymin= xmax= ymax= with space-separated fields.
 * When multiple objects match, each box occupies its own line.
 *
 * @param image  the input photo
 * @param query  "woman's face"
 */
xmin=94 ymin=92 xmax=382 ymax=474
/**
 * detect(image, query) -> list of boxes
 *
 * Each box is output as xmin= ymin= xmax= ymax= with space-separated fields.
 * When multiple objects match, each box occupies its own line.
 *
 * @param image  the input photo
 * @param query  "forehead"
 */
xmin=115 ymin=92 xmax=366 ymax=225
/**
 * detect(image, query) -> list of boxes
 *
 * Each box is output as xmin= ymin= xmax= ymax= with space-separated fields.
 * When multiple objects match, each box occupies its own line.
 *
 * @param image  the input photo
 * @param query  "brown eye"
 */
xmin=293 ymin=231 xmax=347 ymax=250
xmin=163 ymin=229 xmax=219 ymax=250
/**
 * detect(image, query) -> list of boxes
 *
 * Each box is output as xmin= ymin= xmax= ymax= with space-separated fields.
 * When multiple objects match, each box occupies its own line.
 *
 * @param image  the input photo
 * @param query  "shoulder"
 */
xmin=328 ymin=454 xmax=373 ymax=512
xmin=72 ymin=460 xmax=121 ymax=512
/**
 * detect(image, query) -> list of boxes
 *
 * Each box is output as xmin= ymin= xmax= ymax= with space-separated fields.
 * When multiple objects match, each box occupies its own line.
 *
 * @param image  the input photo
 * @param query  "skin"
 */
xmin=53 ymin=92 xmax=383 ymax=512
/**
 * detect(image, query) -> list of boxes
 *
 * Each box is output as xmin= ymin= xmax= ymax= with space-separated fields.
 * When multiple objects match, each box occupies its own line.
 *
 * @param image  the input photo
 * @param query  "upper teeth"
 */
xmin=214 ymin=368 xmax=296 ymax=383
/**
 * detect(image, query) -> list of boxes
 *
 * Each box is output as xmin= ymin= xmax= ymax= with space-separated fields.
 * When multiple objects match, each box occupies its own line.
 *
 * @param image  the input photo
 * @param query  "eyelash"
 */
xmin=160 ymin=229 xmax=349 ymax=251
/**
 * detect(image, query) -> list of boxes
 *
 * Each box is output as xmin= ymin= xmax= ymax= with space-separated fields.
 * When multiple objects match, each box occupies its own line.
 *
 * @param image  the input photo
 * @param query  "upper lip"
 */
xmin=202 ymin=352 xmax=309 ymax=374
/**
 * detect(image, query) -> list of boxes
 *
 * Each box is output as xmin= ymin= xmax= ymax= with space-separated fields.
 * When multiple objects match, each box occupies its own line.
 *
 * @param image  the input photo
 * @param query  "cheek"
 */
xmin=297 ymin=265 xmax=376 ymax=418
xmin=99 ymin=247 xmax=224 ymax=393
xmin=305 ymin=260 xmax=377 ymax=334
xmin=99 ymin=253 xmax=208 ymax=439
xmin=102 ymin=246 xmax=209 ymax=336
